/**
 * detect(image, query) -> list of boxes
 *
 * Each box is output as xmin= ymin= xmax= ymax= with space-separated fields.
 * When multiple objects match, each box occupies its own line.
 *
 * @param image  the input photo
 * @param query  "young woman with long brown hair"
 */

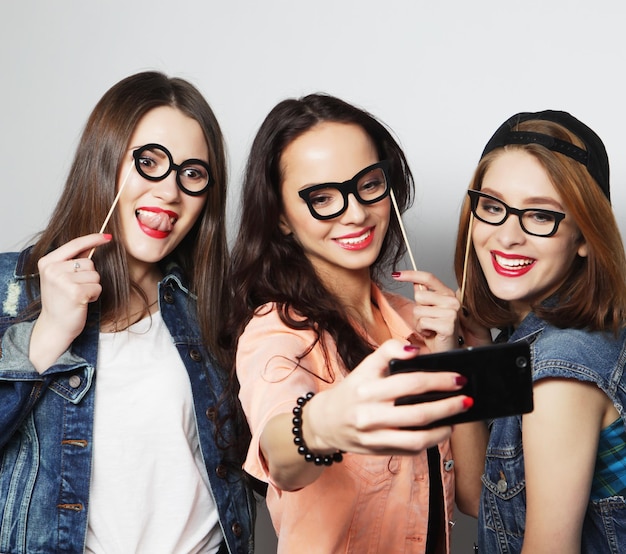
xmin=0 ymin=71 xmax=254 ymax=554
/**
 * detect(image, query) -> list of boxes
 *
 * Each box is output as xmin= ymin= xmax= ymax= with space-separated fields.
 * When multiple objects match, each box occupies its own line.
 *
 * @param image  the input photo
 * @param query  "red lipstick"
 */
xmin=491 ymin=250 xmax=535 ymax=277
xmin=333 ymin=227 xmax=375 ymax=251
xmin=135 ymin=207 xmax=178 ymax=239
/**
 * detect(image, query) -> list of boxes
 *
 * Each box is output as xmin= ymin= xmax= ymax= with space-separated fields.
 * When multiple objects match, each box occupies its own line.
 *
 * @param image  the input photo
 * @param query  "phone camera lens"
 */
xmin=515 ymin=356 xmax=528 ymax=368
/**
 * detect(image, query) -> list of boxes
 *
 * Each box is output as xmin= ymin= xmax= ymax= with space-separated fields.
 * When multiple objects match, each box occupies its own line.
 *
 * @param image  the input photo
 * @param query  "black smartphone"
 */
xmin=389 ymin=341 xmax=533 ymax=428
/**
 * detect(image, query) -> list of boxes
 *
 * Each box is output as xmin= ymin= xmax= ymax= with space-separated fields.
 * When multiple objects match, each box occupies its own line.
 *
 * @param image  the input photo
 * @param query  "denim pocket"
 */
xmin=0 ymin=415 xmax=39 ymax=552
xmin=583 ymin=496 xmax=626 ymax=553
xmin=480 ymin=439 xmax=527 ymax=544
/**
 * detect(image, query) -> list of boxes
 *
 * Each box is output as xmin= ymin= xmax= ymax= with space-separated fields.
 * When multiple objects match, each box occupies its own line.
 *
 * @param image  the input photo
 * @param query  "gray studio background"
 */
xmin=2 ymin=1 xmax=625 ymax=552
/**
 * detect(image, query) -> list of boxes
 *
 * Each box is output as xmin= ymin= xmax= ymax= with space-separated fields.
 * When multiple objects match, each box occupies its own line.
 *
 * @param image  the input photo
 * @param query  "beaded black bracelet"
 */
xmin=292 ymin=392 xmax=344 ymax=466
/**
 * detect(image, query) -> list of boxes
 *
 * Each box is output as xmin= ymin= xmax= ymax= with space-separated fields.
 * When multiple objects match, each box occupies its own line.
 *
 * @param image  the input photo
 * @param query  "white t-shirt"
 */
xmin=85 ymin=311 xmax=222 ymax=554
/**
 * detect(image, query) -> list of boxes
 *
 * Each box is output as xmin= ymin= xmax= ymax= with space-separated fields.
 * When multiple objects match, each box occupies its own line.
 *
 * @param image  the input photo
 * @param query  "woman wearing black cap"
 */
xmin=451 ymin=111 xmax=626 ymax=553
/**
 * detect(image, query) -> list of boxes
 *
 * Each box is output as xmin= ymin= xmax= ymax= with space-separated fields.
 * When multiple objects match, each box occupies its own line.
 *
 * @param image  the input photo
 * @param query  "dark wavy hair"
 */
xmin=23 ymin=71 xmax=231 ymax=366
xmin=454 ymin=118 xmax=626 ymax=333
xmin=227 ymin=93 xmax=414 ymax=376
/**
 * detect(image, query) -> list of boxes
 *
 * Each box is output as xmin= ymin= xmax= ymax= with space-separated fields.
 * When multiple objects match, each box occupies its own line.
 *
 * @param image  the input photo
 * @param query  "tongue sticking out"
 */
xmin=136 ymin=209 xmax=175 ymax=232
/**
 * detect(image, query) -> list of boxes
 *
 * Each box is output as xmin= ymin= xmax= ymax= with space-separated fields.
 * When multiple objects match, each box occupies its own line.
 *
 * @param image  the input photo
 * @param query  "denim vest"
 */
xmin=478 ymin=310 xmax=626 ymax=553
xmin=0 ymin=249 xmax=255 ymax=554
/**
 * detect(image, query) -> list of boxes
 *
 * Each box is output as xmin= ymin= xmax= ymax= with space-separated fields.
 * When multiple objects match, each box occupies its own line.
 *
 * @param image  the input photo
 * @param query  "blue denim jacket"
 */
xmin=478 ymin=310 xmax=626 ymax=553
xmin=0 ymin=249 xmax=255 ymax=554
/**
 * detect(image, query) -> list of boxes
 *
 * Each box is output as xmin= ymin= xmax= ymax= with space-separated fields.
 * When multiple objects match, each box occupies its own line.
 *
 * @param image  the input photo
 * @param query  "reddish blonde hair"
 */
xmin=454 ymin=119 xmax=626 ymax=333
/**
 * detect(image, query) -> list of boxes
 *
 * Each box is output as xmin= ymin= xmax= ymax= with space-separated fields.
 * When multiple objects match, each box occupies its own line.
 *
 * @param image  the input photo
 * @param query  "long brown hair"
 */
xmin=23 ymin=71 xmax=230 ymax=365
xmin=227 ymin=93 xmax=414 ymax=375
xmin=454 ymin=119 xmax=626 ymax=333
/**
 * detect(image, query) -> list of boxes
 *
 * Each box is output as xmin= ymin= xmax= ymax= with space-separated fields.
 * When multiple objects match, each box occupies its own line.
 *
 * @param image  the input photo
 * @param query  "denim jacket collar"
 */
xmin=501 ymin=295 xmax=563 ymax=344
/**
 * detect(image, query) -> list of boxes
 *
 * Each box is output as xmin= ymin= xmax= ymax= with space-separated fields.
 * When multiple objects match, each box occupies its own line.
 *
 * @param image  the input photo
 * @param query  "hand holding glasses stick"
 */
xmin=389 ymin=188 xmax=441 ymax=342
xmin=87 ymin=161 xmax=134 ymax=259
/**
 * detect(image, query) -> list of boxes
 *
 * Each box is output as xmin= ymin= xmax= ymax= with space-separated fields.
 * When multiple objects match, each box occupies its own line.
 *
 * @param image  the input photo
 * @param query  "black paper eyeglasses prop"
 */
xmin=467 ymin=190 xmax=566 ymax=237
xmin=132 ymin=144 xmax=212 ymax=197
xmin=298 ymin=161 xmax=390 ymax=220
xmin=458 ymin=189 xmax=566 ymax=305
xmin=87 ymin=144 xmax=212 ymax=259
xmin=297 ymin=160 xmax=421 ymax=276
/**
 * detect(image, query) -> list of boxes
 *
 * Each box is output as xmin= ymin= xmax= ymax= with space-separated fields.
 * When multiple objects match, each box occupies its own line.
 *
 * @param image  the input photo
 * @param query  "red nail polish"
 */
xmin=103 ymin=233 xmax=113 ymax=240
xmin=455 ymin=375 xmax=468 ymax=386
xmin=391 ymin=272 xmax=401 ymax=278
xmin=462 ymin=397 xmax=474 ymax=409
xmin=403 ymin=345 xmax=420 ymax=352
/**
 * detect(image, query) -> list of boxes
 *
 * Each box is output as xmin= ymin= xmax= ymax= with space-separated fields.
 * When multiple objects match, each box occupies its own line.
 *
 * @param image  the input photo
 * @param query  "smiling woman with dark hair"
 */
xmin=228 ymin=93 xmax=473 ymax=553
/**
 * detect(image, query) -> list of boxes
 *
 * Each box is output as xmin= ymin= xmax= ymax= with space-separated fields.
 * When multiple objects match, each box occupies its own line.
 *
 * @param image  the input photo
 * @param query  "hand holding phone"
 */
xmin=389 ymin=342 xmax=533 ymax=429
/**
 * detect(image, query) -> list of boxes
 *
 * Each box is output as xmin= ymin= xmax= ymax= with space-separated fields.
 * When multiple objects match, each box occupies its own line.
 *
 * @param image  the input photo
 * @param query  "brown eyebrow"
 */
xmin=480 ymin=188 xmax=565 ymax=211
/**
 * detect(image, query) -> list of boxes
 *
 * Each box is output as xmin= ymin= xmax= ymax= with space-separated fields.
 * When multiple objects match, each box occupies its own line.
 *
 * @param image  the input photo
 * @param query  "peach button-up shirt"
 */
xmin=236 ymin=285 xmax=455 ymax=553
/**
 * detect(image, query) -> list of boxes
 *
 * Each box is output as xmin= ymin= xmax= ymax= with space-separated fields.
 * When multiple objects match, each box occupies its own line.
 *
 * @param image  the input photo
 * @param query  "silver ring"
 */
xmin=73 ymin=261 xmax=81 ymax=272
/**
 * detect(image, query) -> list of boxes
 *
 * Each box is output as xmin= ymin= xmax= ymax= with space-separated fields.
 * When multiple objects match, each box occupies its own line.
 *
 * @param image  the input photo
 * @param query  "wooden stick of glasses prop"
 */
xmin=389 ymin=188 xmax=426 ymax=292
xmin=458 ymin=211 xmax=475 ymax=307
xmin=391 ymin=187 xmax=464 ymax=345
xmin=87 ymin=161 xmax=135 ymax=259
xmin=390 ymin=189 xmax=418 ymax=272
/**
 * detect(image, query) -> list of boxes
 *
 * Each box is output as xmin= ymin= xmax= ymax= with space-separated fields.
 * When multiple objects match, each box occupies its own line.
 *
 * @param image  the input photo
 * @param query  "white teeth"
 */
xmin=494 ymin=254 xmax=533 ymax=268
xmin=337 ymin=229 xmax=371 ymax=245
